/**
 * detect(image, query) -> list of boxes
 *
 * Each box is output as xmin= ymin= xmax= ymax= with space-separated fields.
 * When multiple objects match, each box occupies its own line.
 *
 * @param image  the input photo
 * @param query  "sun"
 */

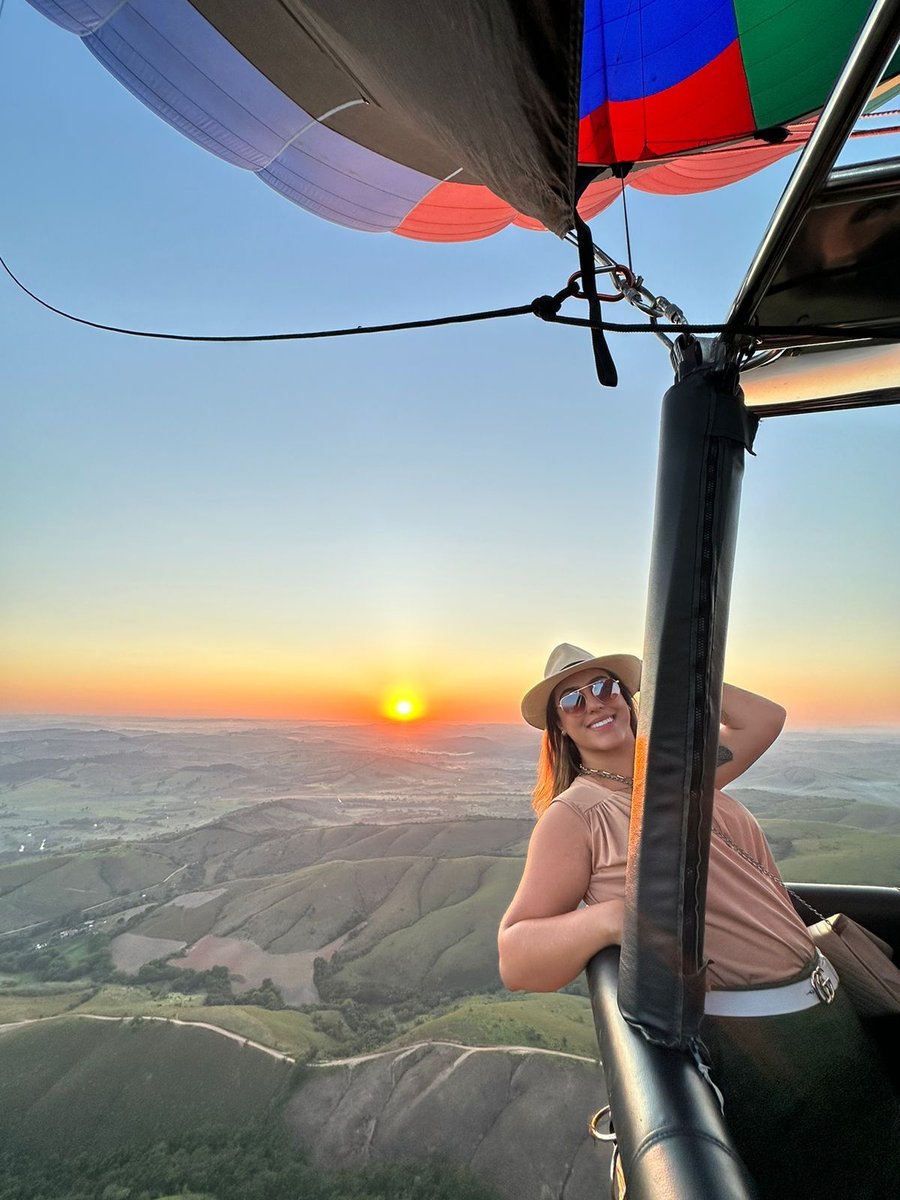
xmin=381 ymin=689 xmax=425 ymax=722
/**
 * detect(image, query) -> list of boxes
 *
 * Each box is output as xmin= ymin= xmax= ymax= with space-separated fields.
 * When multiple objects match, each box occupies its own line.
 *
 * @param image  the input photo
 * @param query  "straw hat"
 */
xmin=521 ymin=643 xmax=642 ymax=730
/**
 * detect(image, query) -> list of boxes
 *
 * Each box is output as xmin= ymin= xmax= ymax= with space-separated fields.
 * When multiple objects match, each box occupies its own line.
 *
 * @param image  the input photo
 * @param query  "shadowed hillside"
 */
xmin=0 ymin=1017 xmax=605 ymax=1200
xmin=284 ymin=1041 xmax=609 ymax=1200
xmin=0 ymin=1018 xmax=290 ymax=1148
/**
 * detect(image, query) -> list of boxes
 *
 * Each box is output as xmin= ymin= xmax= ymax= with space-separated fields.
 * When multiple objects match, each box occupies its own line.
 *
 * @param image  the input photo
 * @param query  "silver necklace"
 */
xmin=579 ymin=766 xmax=633 ymax=786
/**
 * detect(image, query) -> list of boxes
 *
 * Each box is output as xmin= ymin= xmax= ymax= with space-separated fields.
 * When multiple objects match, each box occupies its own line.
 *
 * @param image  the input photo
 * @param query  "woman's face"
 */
xmin=553 ymin=668 xmax=636 ymax=766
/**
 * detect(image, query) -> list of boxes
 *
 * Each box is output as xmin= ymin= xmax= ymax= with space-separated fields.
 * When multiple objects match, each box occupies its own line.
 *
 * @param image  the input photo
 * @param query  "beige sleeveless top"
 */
xmin=553 ymin=776 xmax=815 ymax=989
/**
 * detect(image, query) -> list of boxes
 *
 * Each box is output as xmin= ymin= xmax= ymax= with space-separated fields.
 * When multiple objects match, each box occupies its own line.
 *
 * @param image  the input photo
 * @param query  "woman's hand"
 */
xmin=716 ymin=683 xmax=786 ymax=787
xmin=498 ymin=803 xmax=623 ymax=993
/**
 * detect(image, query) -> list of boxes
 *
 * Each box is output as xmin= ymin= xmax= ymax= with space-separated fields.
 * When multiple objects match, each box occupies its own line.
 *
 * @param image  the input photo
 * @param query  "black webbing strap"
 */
xmin=574 ymin=212 xmax=618 ymax=387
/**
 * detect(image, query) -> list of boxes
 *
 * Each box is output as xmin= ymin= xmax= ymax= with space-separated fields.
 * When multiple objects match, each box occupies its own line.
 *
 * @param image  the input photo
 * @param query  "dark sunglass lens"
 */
xmin=559 ymin=690 xmax=584 ymax=713
xmin=590 ymin=679 xmax=611 ymax=700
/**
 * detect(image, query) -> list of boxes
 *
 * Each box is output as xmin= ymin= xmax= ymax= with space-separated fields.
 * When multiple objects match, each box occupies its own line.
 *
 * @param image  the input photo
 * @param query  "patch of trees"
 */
xmin=1 ymin=932 xmax=287 ymax=1011
xmin=126 ymin=959 xmax=234 ymax=1005
xmin=310 ymin=998 xmax=398 ymax=1052
xmin=313 ymin=954 xmax=435 ymax=1007
xmin=0 ymin=1123 xmax=500 ymax=1200
xmin=0 ymin=936 xmax=115 ymax=984
xmin=237 ymin=977 xmax=285 ymax=1010
xmin=302 ymin=994 xmax=479 ymax=1056
xmin=312 ymin=953 xmax=338 ymax=999
xmin=123 ymin=960 xmax=285 ymax=1009
xmin=313 ymin=952 xmax=497 ymax=1012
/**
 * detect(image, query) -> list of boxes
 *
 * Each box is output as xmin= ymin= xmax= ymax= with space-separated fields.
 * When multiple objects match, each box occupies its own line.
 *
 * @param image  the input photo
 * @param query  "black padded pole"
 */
xmin=617 ymin=353 xmax=759 ymax=1048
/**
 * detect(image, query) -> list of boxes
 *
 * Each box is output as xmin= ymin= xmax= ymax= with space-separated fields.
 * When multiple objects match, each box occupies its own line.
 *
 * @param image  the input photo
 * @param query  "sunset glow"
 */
xmin=381 ymin=689 xmax=426 ymax=722
xmin=4 ymin=642 xmax=900 ymax=727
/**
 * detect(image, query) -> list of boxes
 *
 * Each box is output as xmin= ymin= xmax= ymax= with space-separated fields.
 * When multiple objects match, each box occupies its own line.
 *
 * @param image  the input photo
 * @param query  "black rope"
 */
xmin=0 ymin=251 xmax=536 ymax=342
xmin=2 ymin=248 xmax=896 ymax=345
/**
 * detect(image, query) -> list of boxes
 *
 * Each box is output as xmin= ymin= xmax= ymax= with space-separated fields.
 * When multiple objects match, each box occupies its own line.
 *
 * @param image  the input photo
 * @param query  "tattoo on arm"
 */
xmin=717 ymin=743 xmax=734 ymax=767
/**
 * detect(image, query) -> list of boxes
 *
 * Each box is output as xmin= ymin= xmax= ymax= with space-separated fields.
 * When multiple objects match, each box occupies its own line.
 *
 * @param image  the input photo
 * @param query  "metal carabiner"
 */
xmin=567 ymin=265 xmax=635 ymax=304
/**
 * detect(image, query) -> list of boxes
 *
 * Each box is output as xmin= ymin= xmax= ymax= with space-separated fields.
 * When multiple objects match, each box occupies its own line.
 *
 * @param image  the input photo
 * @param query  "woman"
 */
xmin=499 ymin=643 xmax=899 ymax=1198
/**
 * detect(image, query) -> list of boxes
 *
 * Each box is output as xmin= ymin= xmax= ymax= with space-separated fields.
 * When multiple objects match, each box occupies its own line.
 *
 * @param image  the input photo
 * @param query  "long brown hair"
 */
xmin=532 ymin=676 xmax=638 ymax=817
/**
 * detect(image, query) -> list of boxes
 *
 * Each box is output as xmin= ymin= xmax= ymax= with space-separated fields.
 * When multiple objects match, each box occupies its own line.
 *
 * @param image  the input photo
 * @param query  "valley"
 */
xmin=1 ymin=717 xmax=897 ymax=1199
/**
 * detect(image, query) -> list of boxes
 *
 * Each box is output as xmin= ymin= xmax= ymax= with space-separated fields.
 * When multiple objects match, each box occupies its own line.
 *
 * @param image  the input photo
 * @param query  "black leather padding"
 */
xmin=589 ymin=949 xmax=759 ymax=1200
xmin=618 ymin=366 xmax=759 ymax=1047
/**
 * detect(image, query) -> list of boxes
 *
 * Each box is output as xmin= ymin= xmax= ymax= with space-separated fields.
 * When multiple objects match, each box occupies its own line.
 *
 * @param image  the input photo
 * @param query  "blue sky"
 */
xmin=1 ymin=0 xmax=898 ymax=725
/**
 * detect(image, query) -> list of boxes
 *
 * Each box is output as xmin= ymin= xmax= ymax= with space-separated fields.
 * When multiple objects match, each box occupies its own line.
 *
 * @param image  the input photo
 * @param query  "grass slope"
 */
xmin=223 ymin=817 xmax=532 ymax=879
xmin=763 ymin=818 xmax=900 ymax=884
xmin=389 ymin=992 xmax=598 ymax=1058
xmin=0 ymin=1017 xmax=292 ymax=1151
xmin=319 ymin=856 xmax=521 ymax=1002
xmin=0 ymin=855 xmax=73 ymax=890
xmin=0 ymin=985 xmax=90 ymax=1023
xmin=0 ymin=845 xmax=183 ymax=931
xmin=66 ymin=986 xmax=345 ymax=1058
xmin=736 ymin=789 xmax=900 ymax=833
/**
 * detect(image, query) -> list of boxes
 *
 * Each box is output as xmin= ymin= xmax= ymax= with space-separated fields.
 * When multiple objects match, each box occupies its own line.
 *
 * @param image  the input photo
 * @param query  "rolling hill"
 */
xmin=0 ymin=1017 xmax=290 ymax=1150
xmin=0 ymin=1017 xmax=608 ymax=1200
xmin=284 ymin=1040 xmax=609 ymax=1200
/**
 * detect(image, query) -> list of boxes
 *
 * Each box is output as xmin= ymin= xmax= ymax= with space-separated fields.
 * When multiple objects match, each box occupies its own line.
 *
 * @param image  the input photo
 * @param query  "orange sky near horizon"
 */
xmin=0 ymin=644 xmax=522 ymax=725
xmin=3 ymin=652 xmax=899 ymax=728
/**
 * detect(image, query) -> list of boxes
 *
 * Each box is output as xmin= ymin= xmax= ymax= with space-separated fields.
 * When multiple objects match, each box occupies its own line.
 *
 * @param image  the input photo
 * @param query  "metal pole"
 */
xmin=726 ymin=0 xmax=900 ymax=334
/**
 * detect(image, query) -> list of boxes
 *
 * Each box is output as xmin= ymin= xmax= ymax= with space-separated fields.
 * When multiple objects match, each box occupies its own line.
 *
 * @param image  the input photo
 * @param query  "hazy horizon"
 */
xmin=2 ymin=712 xmax=899 ymax=734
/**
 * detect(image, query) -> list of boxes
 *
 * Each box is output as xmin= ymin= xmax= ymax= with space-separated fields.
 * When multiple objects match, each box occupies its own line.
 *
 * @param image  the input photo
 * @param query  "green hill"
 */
xmin=0 ymin=844 xmax=183 ymax=931
xmin=763 ymin=818 xmax=900 ymax=885
xmin=63 ymin=990 xmax=347 ymax=1058
xmin=316 ymin=856 xmax=520 ymax=1002
xmin=6 ymin=807 xmax=895 ymax=1055
xmin=389 ymin=992 xmax=598 ymax=1057
xmin=735 ymin=788 xmax=900 ymax=833
xmin=0 ymin=1018 xmax=290 ymax=1151
xmin=128 ymin=852 xmax=522 ymax=1005
xmin=0 ymin=815 xmax=532 ymax=934
xmin=0 ymin=1019 xmax=510 ymax=1200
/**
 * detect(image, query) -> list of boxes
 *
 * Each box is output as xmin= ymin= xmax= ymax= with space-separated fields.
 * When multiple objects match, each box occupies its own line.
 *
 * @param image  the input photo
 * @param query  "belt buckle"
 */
xmin=811 ymin=963 xmax=835 ymax=1004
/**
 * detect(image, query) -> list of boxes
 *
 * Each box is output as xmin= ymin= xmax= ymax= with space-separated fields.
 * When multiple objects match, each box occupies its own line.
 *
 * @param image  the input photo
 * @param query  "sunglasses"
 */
xmin=557 ymin=677 xmax=621 ymax=714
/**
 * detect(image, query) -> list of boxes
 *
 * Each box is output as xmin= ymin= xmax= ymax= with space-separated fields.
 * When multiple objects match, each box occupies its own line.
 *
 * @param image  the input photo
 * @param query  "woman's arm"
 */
xmin=498 ymin=803 xmax=624 ymax=993
xmin=716 ymin=683 xmax=786 ymax=787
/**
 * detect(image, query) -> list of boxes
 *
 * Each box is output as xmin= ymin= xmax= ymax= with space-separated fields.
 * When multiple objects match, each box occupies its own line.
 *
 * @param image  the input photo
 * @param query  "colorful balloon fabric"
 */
xmin=27 ymin=1 xmax=899 ymax=240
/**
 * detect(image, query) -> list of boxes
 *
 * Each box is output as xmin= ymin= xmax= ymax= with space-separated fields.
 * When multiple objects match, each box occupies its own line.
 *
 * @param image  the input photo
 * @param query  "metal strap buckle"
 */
xmin=811 ymin=964 xmax=836 ymax=1004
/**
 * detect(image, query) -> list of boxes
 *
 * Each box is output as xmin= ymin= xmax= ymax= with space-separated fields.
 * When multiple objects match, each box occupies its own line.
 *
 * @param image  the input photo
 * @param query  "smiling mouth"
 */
xmin=589 ymin=716 xmax=614 ymax=730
